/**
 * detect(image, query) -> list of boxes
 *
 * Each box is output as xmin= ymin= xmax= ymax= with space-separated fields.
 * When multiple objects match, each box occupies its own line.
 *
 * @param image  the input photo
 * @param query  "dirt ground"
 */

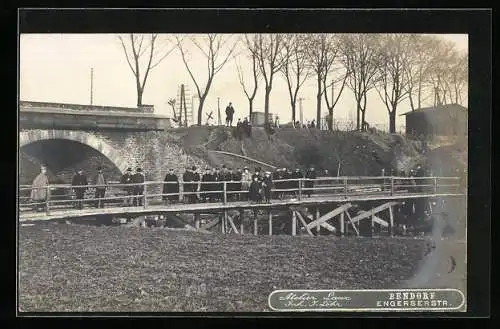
xmin=19 ymin=223 xmax=438 ymax=312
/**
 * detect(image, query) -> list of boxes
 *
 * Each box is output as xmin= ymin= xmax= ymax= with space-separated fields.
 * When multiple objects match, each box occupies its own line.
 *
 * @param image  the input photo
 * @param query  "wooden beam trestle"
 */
xmin=305 ymin=203 xmax=352 ymax=230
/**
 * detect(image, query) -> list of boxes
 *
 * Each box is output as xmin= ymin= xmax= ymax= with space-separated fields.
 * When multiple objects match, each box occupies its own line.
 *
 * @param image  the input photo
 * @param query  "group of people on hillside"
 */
xmin=161 ymin=165 xmax=318 ymax=204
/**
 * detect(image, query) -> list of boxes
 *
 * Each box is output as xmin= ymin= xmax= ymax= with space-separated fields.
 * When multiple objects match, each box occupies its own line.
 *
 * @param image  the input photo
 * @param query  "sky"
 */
xmin=19 ymin=33 xmax=468 ymax=130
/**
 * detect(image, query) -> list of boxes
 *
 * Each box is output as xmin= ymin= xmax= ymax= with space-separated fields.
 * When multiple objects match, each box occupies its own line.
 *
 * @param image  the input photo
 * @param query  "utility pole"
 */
xmin=90 ymin=67 xmax=94 ymax=105
xmin=217 ymin=97 xmax=222 ymax=126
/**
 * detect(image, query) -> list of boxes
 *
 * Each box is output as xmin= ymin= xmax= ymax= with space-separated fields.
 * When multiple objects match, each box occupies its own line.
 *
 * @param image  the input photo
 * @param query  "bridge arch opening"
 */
xmin=20 ymin=138 xmax=124 ymax=185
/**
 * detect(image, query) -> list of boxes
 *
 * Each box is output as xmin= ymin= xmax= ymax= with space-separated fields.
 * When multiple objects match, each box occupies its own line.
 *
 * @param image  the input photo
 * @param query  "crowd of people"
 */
xmin=27 ymin=158 xmax=464 ymax=213
xmin=160 ymin=165 xmax=318 ymax=204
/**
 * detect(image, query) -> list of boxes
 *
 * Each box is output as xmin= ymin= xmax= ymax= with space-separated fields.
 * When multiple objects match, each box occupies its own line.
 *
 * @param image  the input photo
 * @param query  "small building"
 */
xmin=250 ymin=111 xmax=274 ymax=126
xmin=400 ymin=104 xmax=468 ymax=137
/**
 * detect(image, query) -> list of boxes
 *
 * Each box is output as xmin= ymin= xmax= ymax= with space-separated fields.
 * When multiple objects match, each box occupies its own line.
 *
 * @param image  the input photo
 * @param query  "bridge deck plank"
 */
xmin=18 ymin=192 xmax=463 ymax=222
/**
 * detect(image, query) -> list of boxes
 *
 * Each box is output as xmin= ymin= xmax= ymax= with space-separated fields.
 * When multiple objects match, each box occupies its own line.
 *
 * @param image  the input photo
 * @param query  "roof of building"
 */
xmin=399 ymin=104 xmax=468 ymax=116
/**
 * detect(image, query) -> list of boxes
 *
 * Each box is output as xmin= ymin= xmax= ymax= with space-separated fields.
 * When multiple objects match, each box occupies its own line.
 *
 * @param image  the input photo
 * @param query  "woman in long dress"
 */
xmin=30 ymin=166 xmax=50 ymax=212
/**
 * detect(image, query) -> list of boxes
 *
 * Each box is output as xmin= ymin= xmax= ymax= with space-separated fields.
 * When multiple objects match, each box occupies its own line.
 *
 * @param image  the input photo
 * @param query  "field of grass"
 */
xmin=19 ymin=223 xmax=437 ymax=312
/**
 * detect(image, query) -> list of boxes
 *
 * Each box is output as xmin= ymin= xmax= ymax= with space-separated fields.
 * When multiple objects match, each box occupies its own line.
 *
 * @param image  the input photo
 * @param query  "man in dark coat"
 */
xmin=225 ymin=102 xmax=235 ymax=127
xmin=214 ymin=167 xmax=222 ymax=201
xmin=305 ymin=166 xmax=317 ymax=197
xmin=163 ymin=169 xmax=179 ymax=204
xmin=132 ymin=167 xmax=145 ymax=206
xmin=252 ymin=167 xmax=262 ymax=182
xmin=291 ymin=168 xmax=304 ymax=198
xmin=120 ymin=167 xmax=134 ymax=206
xmin=233 ymin=168 xmax=243 ymax=201
xmin=249 ymin=176 xmax=262 ymax=203
xmin=200 ymin=167 xmax=212 ymax=202
xmin=262 ymin=171 xmax=273 ymax=203
xmin=182 ymin=167 xmax=194 ymax=203
xmin=191 ymin=166 xmax=201 ymax=203
xmin=272 ymin=169 xmax=283 ymax=199
xmin=71 ymin=169 xmax=88 ymax=209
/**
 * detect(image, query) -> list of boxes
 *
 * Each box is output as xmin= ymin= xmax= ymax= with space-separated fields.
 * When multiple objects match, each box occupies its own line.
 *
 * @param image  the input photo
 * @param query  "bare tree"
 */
xmin=118 ymin=34 xmax=175 ymax=106
xmin=176 ymin=34 xmax=238 ymax=126
xmin=280 ymin=34 xmax=311 ymax=124
xmin=374 ymin=34 xmax=412 ymax=134
xmin=236 ymin=35 xmax=261 ymax=119
xmin=404 ymin=35 xmax=442 ymax=111
xmin=427 ymin=39 xmax=458 ymax=106
xmin=305 ymin=34 xmax=337 ymax=129
xmin=342 ymin=34 xmax=381 ymax=131
xmin=322 ymin=36 xmax=350 ymax=131
xmin=450 ymin=52 xmax=468 ymax=106
xmin=250 ymin=34 xmax=286 ymax=125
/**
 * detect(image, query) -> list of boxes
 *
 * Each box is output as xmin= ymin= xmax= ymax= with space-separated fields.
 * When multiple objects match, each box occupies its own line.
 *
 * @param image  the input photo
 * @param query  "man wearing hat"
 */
xmin=132 ymin=167 xmax=145 ymax=206
xmin=291 ymin=168 xmax=304 ymax=198
xmin=71 ymin=169 xmax=88 ymax=209
xmin=120 ymin=167 xmax=134 ymax=206
xmin=262 ymin=171 xmax=273 ymax=203
xmin=192 ymin=166 xmax=201 ymax=203
xmin=305 ymin=166 xmax=316 ymax=198
xmin=200 ymin=167 xmax=212 ymax=202
xmin=163 ymin=169 xmax=179 ymax=204
xmin=94 ymin=166 xmax=107 ymax=208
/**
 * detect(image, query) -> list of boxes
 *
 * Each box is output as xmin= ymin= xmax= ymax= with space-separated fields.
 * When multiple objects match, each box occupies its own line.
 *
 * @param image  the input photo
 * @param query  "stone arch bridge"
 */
xmin=19 ymin=101 xmax=208 ymax=185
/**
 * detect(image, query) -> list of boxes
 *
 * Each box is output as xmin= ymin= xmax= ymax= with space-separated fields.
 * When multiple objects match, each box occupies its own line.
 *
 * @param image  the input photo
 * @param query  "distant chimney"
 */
xmin=138 ymin=104 xmax=154 ymax=113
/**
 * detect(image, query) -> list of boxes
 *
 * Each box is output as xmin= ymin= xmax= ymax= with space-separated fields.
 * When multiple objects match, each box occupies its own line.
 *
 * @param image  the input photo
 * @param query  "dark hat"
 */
xmin=169 ymin=168 xmax=174 ymax=171
xmin=222 ymin=165 xmax=227 ymax=169
xmin=192 ymin=166 xmax=197 ymax=171
xmin=97 ymin=166 xmax=102 ymax=171
xmin=136 ymin=167 xmax=142 ymax=172
xmin=205 ymin=167 xmax=210 ymax=170
xmin=126 ymin=167 xmax=132 ymax=172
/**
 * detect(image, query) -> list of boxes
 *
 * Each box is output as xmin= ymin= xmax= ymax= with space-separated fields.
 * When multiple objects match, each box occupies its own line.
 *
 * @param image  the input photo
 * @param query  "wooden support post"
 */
xmin=223 ymin=182 xmax=227 ymax=205
xmin=221 ymin=214 xmax=226 ymax=234
xmin=240 ymin=209 xmax=244 ymax=234
xmin=434 ymin=177 xmax=438 ymax=194
xmin=195 ymin=213 xmax=200 ymax=229
xmin=295 ymin=211 xmax=314 ymax=236
xmin=371 ymin=213 xmax=375 ymax=235
xmin=224 ymin=211 xmax=229 ymax=233
xmin=389 ymin=205 xmax=394 ymax=237
xmin=292 ymin=210 xmax=297 ymax=236
xmin=268 ymin=210 xmax=272 ymax=236
xmin=315 ymin=208 xmax=320 ymax=233
xmin=143 ymin=183 xmax=147 ymax=209
xmin=343 ymin=177 xmax=348 ymax=198
xmin=253 ymin=210 xmax=258 ymax=235
xmin=45 ymin=186 xmax=50 ymax=215
xmin=227 ymin=214 xmax=239 ymax=234
xmin=340 ymin=212 xmax=345 ymax=235
xmin=298 ymin=180 xmax=302 ymax=201
xmin=390 ymin=177 xmax=394 ymax=196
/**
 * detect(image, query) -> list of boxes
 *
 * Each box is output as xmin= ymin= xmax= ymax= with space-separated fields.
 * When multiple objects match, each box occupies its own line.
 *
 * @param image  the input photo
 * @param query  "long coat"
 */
xmin=30 ymin=173 xmax=49 ymax=201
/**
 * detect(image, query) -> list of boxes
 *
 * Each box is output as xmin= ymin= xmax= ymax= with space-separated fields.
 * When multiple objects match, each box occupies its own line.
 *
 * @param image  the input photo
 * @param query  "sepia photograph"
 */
xmin=16 ymin=9 xmax=480 ymax=314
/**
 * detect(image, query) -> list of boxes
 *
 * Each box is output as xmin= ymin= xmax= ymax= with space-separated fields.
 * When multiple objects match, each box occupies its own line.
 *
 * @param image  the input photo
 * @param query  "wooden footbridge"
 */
xmin=19 ymin=176 xmax=465 ymax=237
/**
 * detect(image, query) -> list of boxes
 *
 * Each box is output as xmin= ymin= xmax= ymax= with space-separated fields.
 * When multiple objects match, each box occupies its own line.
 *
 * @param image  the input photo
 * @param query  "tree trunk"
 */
xmin=409 ymin=93 xmax=415 ymax=111
xmin=197 ymin=98 xmax=205 ymax=126
xmin=291 ymin=103 xmax=296 ymax=123
xmin=136 ymin=87 xmax=143 ymax=107
xmin=361 ymin=110 xmax=366 ymax=132
xmin=316 ymin=77 xmax=322 ymax=129
xmin=264 ymin=87 xmax=271 ymax=125
xmin=389 ymin=111 xmax=396 ymax=134
xmin=328 ymin=108 xmax=333 ymax=131
xmin=248 ymin=98 xmax=253 ymax=119
xmin=356 ymin=99 xmax=361 ymax=131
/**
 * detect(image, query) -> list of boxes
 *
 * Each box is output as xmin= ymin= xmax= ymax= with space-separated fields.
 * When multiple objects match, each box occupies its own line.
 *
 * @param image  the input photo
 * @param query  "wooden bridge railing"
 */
xmin=18 ymin=176 xmax=462 ymax=216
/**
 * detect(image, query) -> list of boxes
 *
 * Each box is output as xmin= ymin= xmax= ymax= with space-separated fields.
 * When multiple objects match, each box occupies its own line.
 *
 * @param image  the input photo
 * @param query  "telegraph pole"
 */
xmin=90 ymin=67 xmax=94 ymax=105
